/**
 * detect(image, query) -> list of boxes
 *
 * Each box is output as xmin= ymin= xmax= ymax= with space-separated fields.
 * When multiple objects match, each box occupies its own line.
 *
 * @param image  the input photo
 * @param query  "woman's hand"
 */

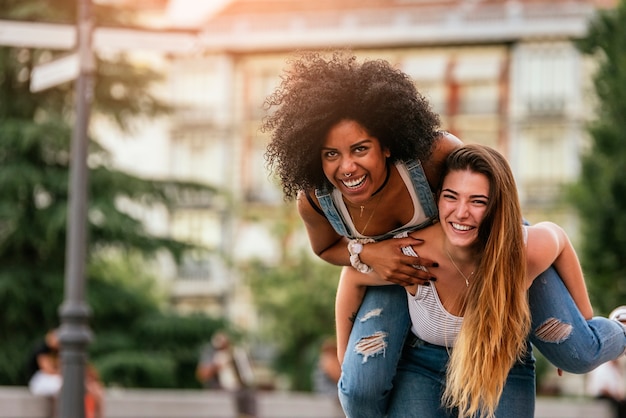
xmin=360 ymin=237 xmax=438 ymax=286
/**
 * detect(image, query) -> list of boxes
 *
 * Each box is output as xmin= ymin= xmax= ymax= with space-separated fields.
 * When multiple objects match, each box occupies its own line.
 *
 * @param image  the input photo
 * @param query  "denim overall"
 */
xmin=314 ymin=159 xmax=438 ymax=241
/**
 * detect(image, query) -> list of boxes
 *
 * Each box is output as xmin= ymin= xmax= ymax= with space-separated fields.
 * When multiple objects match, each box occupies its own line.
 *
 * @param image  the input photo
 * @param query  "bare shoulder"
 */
xmin=296 ymin=189 xmax=314 ymax=213
xmin=296 ymin=190 xmax=324 ymax=223
xmin=435 ymin=131 xmax=463 ymax=155
xmin=423 ymin=131 xmax=463 ymax=189
xmin=525 ymin=223 xmax=561 ymax=279
xmin=526 ymin=222 xmax=562 ymax=242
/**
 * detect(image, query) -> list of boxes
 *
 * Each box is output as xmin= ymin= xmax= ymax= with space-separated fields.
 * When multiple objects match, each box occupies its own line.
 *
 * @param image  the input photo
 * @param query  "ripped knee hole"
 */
xmin=534 ymin=317 xmax=573 ymax=343
xmin=354 ymin=331 xmax=388 ymax=362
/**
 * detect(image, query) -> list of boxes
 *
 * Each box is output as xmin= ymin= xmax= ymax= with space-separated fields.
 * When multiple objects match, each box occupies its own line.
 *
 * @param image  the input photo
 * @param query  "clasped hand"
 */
xmin=360 ymin=236 xmax=437 ymax=287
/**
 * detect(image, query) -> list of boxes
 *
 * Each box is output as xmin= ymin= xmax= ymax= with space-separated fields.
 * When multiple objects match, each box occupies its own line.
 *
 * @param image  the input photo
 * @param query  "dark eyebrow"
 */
xmin=442 ymin=188 xmax=489 ymax=200
xmin=320 ymin=139 xmax=373 ymax=152
xmin=471 ymin=194 xmax=489 ymax=200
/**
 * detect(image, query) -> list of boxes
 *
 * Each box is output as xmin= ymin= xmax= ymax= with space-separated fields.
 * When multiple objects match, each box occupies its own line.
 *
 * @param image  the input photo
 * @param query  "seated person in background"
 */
xmin=26 ymin=328 xmax=104 ymax=418
xmin=27 ymin=328 xmax=61 ymax=397
xmin=196 ymin=331 xmax=258 ymax=418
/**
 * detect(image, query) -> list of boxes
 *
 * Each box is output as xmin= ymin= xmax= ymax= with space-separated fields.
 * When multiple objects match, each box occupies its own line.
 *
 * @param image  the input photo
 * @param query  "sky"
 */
xmin=165 ymin=0 xmax=232 ymax=27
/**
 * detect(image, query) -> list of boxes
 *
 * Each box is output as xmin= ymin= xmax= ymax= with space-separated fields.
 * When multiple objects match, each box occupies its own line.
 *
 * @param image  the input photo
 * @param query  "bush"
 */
xmin=96 ymin=351 xmax=177 ymax=388
xmin=91 ymin=312 xmax=228 ymax=388
xmin=134 ymin=312 xmax=225 ymax=351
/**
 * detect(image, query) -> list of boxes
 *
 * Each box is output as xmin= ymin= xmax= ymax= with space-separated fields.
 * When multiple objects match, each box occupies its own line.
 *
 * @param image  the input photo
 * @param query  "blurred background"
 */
xmin=1 ymin=0 xmax=626 ymax=416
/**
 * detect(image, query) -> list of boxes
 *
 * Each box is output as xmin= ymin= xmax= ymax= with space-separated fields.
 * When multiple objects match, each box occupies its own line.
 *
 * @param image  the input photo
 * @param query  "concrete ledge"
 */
xmin=534 ymin=397 xmax=613 ymax=418
xmin=0 ymin=387 xmax=52 ymax=418
xmin=0 ymin=386 xmax=611 ymax=418
xmin=0 ymin=387 xmax=344 ymax=418
xmin=104 ymin=388 xmax=235 ymax=418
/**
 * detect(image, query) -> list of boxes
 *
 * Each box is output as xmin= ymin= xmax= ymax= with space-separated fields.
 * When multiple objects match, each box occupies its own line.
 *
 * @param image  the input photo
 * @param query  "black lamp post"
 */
xmin=57 ymin=0 xmax=94 ymax=417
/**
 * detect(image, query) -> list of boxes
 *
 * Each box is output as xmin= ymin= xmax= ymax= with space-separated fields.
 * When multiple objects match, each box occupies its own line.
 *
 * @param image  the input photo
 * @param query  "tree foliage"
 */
xmin=570 ymin=1 xmax=626 ymax=313
xmin=91 ymin=310 xmax=227 ymax=389
xmin=244 ymin=254 xmax=340 ymax=391
xmin=0 ymin=0 xmax=222 ymax=385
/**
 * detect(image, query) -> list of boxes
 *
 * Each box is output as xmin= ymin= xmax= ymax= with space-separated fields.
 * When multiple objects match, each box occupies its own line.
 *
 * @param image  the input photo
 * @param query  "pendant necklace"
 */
xmin=344 ymin=164 xmax=391 ymax=218
xmin=358 ymin=189 xmax=385 ymax=236
xmin=445 ymin=248 xmax=474 ymax=287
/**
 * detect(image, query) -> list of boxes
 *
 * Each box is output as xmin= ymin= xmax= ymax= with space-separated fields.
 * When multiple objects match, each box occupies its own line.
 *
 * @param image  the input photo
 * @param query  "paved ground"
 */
xmin=0 ymin=386 xmax=613 ymax=418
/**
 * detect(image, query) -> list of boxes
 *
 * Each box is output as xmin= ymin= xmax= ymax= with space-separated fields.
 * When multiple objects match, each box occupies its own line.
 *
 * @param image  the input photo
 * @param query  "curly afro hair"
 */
xmin=262 ymin=51 xmax=441 ymax=200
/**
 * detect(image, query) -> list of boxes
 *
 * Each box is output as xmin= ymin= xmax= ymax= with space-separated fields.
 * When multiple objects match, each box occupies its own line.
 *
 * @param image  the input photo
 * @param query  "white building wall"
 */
xmin=94 ymin=0 xmax=610 ymax=323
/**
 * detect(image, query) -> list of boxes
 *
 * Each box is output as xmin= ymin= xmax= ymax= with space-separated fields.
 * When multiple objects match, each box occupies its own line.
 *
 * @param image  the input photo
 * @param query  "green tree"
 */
xmin=571 ymin=1 xmax=626 ymax=313
xmin=0 ymin=0 xmax=220 ymax=385
xmin=244 ymin=254 xmax=340 ymax=391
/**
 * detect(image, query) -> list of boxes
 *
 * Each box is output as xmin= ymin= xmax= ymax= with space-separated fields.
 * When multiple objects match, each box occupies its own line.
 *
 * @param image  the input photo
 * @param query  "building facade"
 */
xmin=102 ymin=0 xmax=614 ymax=324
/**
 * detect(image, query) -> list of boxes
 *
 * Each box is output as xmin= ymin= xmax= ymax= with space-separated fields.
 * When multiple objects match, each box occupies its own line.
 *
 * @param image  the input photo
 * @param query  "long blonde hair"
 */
xmin=440 ymin=145 xmax=530 ymax=418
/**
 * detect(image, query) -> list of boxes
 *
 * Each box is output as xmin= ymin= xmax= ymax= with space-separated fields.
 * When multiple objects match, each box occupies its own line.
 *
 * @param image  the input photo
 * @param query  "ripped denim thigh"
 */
xmin=349 ymin=287 xmax=410 ymax=364
xmin=529 ymin=267 xmax=626 ymax=373
xmin=338 ymin=285 xmax=410 ymax=417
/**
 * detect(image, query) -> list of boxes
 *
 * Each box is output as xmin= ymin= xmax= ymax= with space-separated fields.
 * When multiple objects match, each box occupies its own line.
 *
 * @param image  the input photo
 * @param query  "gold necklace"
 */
xmin=445 ymin=248 xmax=474 ymax=287
xmin=358 ymin=191 xmax=385 ymax=236
xmin=343 ymin=165 xmax=391 ymax=218
xmin=344 ymin=194 xmax=378 ymax=218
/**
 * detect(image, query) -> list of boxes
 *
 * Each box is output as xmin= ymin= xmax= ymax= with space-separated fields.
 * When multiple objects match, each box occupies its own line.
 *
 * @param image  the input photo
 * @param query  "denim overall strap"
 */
xmin=315 ymin=187 xmax=355 ymax=239
xmin=403 ymin=159 xmax=437 ymax=220
xmin=314 ymin=159 xmax=437 ymax=240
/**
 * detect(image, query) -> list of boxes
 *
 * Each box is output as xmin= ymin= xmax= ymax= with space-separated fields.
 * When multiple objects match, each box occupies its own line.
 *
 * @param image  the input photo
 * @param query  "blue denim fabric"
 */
xmin=315 ymin=159 xmax=437 ymax=240
xmin=529 ymin=266 xmax=626 ymax=373
xmin=322 ymin=159 xmax=435 ymax=416
xmin=402 ymin=159 xmax=438 ymax=220
xmin=338 ymin=266 xmax=626 ymax=417
xmin=330 ymin=170 xmax=626 ymax=416
xmin=386 ymin=336 xmax=535 ymax=418
xmin=338 ymin=285 xmax=410 ymax=418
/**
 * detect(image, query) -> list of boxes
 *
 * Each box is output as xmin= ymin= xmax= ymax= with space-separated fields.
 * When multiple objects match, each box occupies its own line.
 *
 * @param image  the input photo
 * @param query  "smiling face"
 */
xmin=321 ymin=119 xmax=390 ymax=204
xmin=438 ymin=169 xmax=490 ymax=250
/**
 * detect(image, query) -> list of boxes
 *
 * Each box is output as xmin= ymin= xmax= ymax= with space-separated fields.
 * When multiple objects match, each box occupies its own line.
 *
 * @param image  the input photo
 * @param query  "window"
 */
xmin=513 ymin=42 xmax=578 ymax=116
xmin=171 ymin=129 xmax=227 ymax=186
xmin=453 ymin=56 xmax=502 ymax=115
xmin=402 ymin=54 xmax=447 ymax=113
xmin=517 ymin=126 xmax=569 ymax=206
xmin=244 ymin=134 xmax=282 ymax=203
xmin=170 ymin=55 xmax=233 ymax=123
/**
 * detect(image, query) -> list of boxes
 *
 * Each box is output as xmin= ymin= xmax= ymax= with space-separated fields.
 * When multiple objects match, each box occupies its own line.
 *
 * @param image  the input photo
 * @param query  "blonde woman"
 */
xmin=263 ymin=52 xmax=626 ymax=418
xmin=339 ymin=144 xmax=626 ymax=417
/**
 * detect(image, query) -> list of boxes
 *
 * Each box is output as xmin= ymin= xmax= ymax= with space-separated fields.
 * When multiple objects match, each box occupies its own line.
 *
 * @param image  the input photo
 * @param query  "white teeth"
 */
xmin=451 ymin=222 xmax=472 ymax=231
xmin=342 ymin=175 xmax=366 ymax=188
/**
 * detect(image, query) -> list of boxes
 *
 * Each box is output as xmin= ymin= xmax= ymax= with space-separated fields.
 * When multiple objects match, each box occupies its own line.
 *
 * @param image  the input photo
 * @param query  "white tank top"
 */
xmin=407 ymin=284 xmax=463 ymax=347
xmin=403 ymin=226 xmax=529 ymax=347
xmin=332 ymin=161 xmax=428 ymax=239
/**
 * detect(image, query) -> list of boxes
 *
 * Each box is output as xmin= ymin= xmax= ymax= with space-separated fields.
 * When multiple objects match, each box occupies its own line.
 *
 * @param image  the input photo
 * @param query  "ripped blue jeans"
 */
xmin=387 ymin=336 xmax=535 ymax=418
xmin=338 ymin=266 xmax=626 ymax=418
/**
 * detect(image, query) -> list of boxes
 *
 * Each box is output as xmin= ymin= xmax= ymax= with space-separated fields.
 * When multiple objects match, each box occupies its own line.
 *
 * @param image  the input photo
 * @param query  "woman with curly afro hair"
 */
xmin=263 ymin=51 xmax=449 ymax=200
xmin=263 ymin=51 xmax=461 ymax=416
xmin=263 ymin=52 xmax=626 ymax=417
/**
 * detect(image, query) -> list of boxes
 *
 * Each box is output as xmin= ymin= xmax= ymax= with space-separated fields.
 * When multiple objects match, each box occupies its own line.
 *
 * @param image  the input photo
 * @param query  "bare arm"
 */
xmin=297 ymin=191 xmax=436 ymax=285
xmin=297 ymin=190 xmax=348 ymax=265
xmin=526 ymin=222 xmax=593 ymax=319
xmin=422 ymin=131 xmax=463 ymax=190
xmin=297 ymin=130 xmax=461 ymax=282
xmin=335 ymin=266 xmax=392 ymax=363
